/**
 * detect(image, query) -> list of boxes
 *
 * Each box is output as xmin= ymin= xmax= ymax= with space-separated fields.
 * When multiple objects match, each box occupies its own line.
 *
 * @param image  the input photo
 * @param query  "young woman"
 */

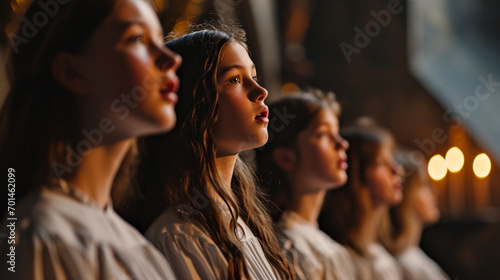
xmin=0 ymin=0 xmax=181 ymax=278
xmin=135 ymin=23 xmax=294 ymax=280
xmin=254 ymin=90 xmax=357 ymax=280
xmin=379 ymin=151 xmax=449 ymax=280
xmin=319 ymin=120 xmax=404 ymax=280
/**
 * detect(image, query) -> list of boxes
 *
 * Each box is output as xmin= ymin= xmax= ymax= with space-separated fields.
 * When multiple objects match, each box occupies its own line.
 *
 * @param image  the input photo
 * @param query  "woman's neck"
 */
xmin=209 ymin=154 xmax=237 ymax=199
xmin=352 ymin=203 xmax=386 ymax=251
xmin=65 ymin=139 xmax=132 ymax=209
xmin=399 ymin=213 xmax=423 ymax=249
xmin=288 ymin=188 xmax=326 ymax=224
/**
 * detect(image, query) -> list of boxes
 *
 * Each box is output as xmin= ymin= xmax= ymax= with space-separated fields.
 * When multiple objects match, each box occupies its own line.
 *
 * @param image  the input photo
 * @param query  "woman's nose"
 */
xmin=249 ymin=83 xmax=268 ymax=102
xmin=156 ymin=46 xmax=182 ymax=72
xmin=335 ymin=134 xmax=349 ymax=150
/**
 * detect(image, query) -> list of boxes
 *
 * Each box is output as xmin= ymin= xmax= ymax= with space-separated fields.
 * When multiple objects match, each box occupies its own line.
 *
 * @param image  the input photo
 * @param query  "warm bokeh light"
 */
xmin=473 ymin=153 xmax=491 ymax=178
xmin=428 ymin=155 xmax=447 ymax=180
xmin=445 ymin=147 xmax=464 ymax=172
xmin=281 ymin=83 xmax=300 ymax=95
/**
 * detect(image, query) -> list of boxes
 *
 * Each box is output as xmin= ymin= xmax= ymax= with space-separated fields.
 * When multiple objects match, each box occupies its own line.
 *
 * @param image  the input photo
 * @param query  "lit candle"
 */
xmin=473 ymin=153 xmax=491 ymax=214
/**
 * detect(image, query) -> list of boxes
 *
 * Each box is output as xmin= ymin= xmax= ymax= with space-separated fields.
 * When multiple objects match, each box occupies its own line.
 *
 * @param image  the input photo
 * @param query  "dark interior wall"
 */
xmin=286 ymin=0 xmax=449 ymax=153
xmin=0 ymin=47 xmax=7 ymax=107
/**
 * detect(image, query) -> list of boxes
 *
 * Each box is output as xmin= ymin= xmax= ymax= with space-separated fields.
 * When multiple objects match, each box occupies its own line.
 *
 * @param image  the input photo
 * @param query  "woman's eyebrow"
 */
xmin=219 ymin=64 xmax=256 ymax=76
xmin=115 ymin=20 xmax=163 ymax=39
xmin=315 ymin=122 xmax=336 ymax=128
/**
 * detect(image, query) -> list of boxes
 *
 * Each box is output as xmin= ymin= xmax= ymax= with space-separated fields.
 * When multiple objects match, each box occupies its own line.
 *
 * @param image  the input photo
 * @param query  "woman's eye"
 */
xmin=229 ymin=76 xmax=240 ymax=84
xmin=129 ymin=35 xmax=144 ymax=43
xmin=252 ymin=76 xmax=258 ymax=82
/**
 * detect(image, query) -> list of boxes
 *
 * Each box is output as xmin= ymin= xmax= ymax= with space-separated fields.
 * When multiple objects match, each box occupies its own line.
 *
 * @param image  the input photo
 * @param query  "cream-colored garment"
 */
xmin=346 ymin=247 xmax=375 ymax=280
xmin=346 ymin=243 xmax=405 ymax=280
xmin=145 ymin=207 xmax=281 ymax=280
xmin=0 ymin=188 xmax=176 ymax=280
xmin=397 ymin=247 xmax=449 ymax=280
xmin=278 ymin=211 xmax=357 ymax=280
xmin=367 ymin=243 xmax=404 ymax=280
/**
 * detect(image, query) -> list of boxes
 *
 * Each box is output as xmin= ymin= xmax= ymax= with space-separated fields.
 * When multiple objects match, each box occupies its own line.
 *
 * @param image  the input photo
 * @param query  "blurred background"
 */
xmin=1 ymin=0 xmax=500 ymax=278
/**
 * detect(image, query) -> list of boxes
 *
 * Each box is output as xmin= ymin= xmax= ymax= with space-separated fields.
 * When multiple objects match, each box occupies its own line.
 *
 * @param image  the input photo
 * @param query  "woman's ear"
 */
xmin=52 ymin=52 xmax=86 ymax=94
xmin=272 ymin=147 xmax=298 ymax=172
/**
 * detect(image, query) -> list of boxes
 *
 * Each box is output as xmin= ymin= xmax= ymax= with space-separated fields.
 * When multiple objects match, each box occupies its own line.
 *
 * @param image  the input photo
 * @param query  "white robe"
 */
xmin=397 ymin=246 xmax=449 ymax=280
xmin=345 ymin=243 xmax=404 ymax=280
xmin=278 ymin=211 xmax=358 ymax=280
xmin=367 ymin=243 xmax=404 ymax=280
xmin=145 ymin=207 xmax=281 ymax=280
xmin=0 ymin=187 xmax=176 ymax=280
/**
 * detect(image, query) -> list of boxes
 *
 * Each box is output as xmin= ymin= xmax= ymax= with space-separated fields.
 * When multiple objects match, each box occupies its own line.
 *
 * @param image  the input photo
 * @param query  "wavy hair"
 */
xmin=134 ymin=23 xmax=294 ymax=280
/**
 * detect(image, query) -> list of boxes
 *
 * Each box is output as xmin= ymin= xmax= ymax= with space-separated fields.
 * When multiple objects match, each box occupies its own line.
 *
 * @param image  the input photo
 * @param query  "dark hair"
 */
xmin=255 ymin=89 xmax=341 ymax=220
xmin=0 ymin=0 xmax=119 ymax=204
xmin=318 ymin=119 xmax=395 ymax=254
xmin=134 ymin=23 xmax=294 ymax=280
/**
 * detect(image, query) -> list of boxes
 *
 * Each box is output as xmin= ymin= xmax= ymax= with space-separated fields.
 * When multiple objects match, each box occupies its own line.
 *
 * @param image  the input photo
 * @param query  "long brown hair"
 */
xmin=0 ymin=0 xmax=128 ymax=206
xmin=135 ymin=23 xmax=294 ymax=280
xmin=318 ymin=120 xmax=395 ymax=254
xmin=255 ymin=90 xmax=341 ymax=221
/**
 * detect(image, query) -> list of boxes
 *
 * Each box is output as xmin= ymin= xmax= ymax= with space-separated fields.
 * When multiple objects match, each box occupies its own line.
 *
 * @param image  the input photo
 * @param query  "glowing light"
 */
xmin=445 ymin=147 xmax=464 ymax=172
xmin=428 ymin=155 xmax=447 ymax=180
xmin=473 ymin=154 xmax=491 ymax=178
xmin=281 ymin=83 xmax=300 ymax=96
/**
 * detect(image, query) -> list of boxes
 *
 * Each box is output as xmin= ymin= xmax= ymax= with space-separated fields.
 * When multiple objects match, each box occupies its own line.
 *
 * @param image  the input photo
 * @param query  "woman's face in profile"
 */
xmin=365 ymin=145 xmax=403 ymax=207
xmin=71 ymin=0 xmax=181 ymax=142
xmin=213 ymin=42 xmax=269 ymax=156
xmin=291 ymin=108 xmax=349 ymax=193
xmin=411 ymin=182 xmax=440 ymax=224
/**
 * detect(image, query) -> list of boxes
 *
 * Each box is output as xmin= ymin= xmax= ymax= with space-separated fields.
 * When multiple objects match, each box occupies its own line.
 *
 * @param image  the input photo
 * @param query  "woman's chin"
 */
xmin=331 ymin=173 xmax=348 ymax=189
xmin=250 ymin=131 xmax=269 ymax=148
xmin=158 ymin=108 xmax=177 ymax=132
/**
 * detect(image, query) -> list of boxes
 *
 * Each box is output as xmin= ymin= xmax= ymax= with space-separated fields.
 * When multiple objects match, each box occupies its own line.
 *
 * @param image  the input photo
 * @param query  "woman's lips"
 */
xmin=255 ymin=107 xmax=269 ymax=123
xmin=161 ymin=91 xmax=178 ymax=103
xmin=339 ymin=159 xmax=348 ymax=170
xmin=255 ymin=116 xmax=269 ymax=123
xmin=160 ymin=79 xmax=179 ymax=104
